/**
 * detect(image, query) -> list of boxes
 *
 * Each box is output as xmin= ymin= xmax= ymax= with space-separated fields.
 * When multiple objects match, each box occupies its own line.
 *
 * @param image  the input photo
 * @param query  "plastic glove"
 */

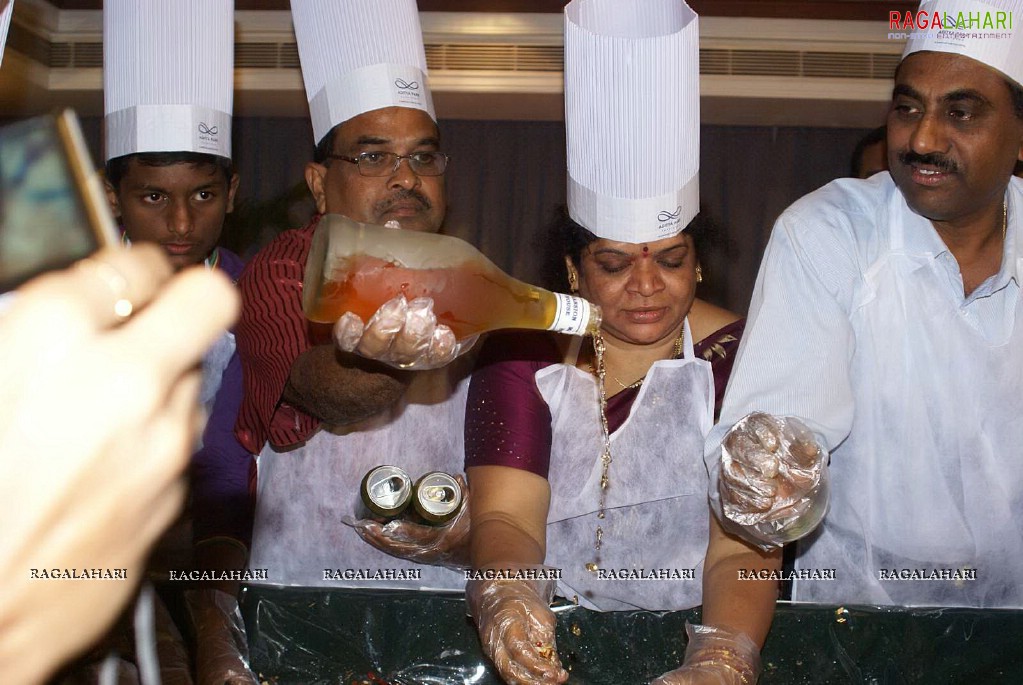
xmin=652 ymin=623 xmax=762 ymax=685
xmin=348 ymin=474 xmax=471 ymax=569
xmin=185 ymin=589 xmax=259 ymax=685
xmin=466 ymin=565 xmax=568 ymax=685
xmin=152 ymin=588 xmax=194 ymax=685
xmin=713 ymin=412 xmax=829 ymax=550
xmin=334 ymin=295 xmax=478 ymax=370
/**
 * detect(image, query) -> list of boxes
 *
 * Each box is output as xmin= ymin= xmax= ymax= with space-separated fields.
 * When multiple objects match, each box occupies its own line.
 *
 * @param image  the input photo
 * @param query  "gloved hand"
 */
xmin=152 ymin=587 xmax=195 ymax=685
xmin=334 ymin=295 xmax=478 ymax=370
xmin=652 ymin=623 xmax=762 ymax=685
xmin=349 ymin=474 xmax=471 ymax=569
xmin=185 ymin=589 xmax=259 ymax=685
xmin=714 ymin=412 xmax=829 ymax=550
xmin=466 ymin=566 xmax=568 ymax=685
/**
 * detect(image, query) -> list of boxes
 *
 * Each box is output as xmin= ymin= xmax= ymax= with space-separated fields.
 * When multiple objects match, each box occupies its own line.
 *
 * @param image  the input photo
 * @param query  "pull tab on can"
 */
xmin=360 ymin=465 xmax=413 ymax=519
xmin=412 ymin=471 xmax=463 ymax=524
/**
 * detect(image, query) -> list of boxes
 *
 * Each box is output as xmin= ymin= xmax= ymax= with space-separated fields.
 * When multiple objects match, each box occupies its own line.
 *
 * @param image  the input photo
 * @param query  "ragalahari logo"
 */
xmin=887 ymin=7 xmax=1014 ymax=31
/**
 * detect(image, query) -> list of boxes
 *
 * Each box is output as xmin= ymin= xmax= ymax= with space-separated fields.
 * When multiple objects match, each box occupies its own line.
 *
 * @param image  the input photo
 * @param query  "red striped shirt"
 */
xmin=234 ymin=216 xmax=322 ymax=453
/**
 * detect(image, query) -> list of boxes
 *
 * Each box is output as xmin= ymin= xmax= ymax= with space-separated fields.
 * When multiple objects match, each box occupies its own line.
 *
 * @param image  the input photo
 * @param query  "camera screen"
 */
xmin=0 ymin=114 xmax=101 ymax=293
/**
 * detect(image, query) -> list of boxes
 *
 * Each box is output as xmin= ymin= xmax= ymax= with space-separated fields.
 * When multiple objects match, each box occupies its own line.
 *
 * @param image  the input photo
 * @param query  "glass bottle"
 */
xmin=303 ymin=214 xmax=602 ymax=340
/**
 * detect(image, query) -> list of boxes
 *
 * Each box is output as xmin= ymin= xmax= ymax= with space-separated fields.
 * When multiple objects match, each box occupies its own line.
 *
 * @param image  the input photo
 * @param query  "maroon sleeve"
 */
xmin=693 ymin=318 xmax=745 ymax=421
xmin=233 ymin=221 xmax=321 ymax=453
xmin=464 ymin=332 xmax=562 ymax=478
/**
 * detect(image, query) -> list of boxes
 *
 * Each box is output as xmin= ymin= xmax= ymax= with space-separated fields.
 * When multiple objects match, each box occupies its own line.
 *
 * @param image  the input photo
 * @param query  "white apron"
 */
xmin=248 ymin=359 xmax=471 ymax=590
xmin=196 ymin=330 xmax=235 ymax=450
xmin=794 ymin=191 xmax=1023 ymax=608
xmin=538 ymin=319 xmax=714 ymax=611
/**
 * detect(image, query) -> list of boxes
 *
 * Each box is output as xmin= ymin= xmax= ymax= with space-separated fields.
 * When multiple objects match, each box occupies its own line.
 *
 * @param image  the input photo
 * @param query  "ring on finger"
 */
xmin=77 ymin=257 xmax=134 ymax=319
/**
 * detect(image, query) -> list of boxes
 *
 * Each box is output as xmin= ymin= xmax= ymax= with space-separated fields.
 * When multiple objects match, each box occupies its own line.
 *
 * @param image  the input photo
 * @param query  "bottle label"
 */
xmin=549 ymin=293 xmax=592 ymax=336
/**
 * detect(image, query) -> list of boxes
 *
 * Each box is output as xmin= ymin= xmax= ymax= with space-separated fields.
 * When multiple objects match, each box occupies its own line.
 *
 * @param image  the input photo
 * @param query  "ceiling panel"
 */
xmin=8 ymin=2 xmax=911 ymax=126
xmin=49 ymin=0 xmax=917 ymax=20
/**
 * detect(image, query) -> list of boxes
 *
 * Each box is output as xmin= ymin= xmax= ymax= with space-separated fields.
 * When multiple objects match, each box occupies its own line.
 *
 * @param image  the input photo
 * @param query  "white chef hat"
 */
xmin=903 ymin=0 xmax=1022 ymax=87
xmin=291 ymin=0 xmax=435 ymax=147
xmin=103 ymin=0 xmax=234 ymax=162
xmin=564 ymin=0 xmax=700 ymax=244
xmin=0 ymin=1 xmax=13 ymax=68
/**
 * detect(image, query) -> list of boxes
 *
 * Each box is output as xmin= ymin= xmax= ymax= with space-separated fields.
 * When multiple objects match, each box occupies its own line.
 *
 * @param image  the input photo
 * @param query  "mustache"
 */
xmin=377 ymin=188 xmax=432 ymax=212
xmin=898 ymin=150 xmax=958 ymax=174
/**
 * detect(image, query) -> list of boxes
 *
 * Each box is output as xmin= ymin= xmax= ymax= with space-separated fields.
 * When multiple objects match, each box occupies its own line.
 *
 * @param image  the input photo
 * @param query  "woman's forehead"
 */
xmin=588 ymin=233 xmax=689 ymax=254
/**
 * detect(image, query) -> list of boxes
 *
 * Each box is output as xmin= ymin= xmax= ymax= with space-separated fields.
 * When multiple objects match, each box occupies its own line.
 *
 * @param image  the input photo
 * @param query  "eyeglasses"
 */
xmin=327 ymin=151 xmax=450 ymax=177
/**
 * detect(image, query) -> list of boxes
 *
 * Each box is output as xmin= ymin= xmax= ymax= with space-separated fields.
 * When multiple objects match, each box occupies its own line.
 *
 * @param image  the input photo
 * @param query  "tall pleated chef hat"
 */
xmin=104 ymin=0 xmax=234 ymax=162
xmin=564 ymin=0 xmax=700 ymax=243
xmin=291 ymin=0 xmax=435 ymax=146
xmin=903 ymin=0 xmax=1022 ymax=86
xmin=0 ymin=2 xmax=13 ymax=67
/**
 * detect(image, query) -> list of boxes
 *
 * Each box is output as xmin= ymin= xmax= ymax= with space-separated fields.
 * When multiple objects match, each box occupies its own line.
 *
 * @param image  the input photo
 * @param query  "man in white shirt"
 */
xmin=708 ymin=0 xmax=1023 ymax=608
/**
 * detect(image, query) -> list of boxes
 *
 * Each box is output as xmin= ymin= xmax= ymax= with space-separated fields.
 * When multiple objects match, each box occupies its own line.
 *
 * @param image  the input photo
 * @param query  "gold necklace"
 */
xmin=608 ymin=330 xmax=686 ymax=390
xmin=1003 ymin=199 xmax=1008 ymax=240
xmin=585 ymin=325 xmax=685 ymax=572
xmin=584 ymin=331 xmax=612 ymax=573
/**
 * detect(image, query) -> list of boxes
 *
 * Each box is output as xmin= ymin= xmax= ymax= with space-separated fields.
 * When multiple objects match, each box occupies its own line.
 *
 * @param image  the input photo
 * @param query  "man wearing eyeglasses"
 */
xmin=309 ymin=109 xmax=448 ymax=237
xmin=232 ymin=0 xmax=471 ymax=592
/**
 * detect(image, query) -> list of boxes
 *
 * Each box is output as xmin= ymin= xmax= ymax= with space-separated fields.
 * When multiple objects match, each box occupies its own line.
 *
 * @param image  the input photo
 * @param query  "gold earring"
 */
xmin=695 ymin=265 xmax=703 ymax=283
xmin=568 ymin=270 xmax=579 ymax=293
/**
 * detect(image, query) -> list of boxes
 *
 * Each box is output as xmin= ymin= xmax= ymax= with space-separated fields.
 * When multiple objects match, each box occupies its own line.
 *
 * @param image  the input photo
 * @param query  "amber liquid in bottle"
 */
xmin=303 ymin=215 xmax=600 ymax=339
xmin=307 ymin=255 xmax=568 ymax=339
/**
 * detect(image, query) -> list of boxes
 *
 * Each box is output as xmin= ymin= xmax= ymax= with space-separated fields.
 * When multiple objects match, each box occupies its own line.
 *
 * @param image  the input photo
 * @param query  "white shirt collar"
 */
xmin=895 ymin=177 xmax=1023 ymax=296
